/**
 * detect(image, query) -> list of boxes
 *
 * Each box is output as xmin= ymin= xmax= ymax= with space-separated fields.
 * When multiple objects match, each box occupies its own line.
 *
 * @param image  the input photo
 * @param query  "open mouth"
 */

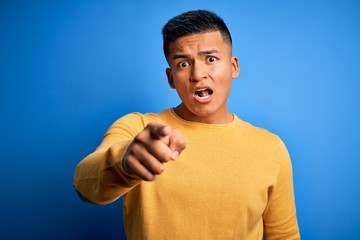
xmin=194 ymin=88 xmax=213 ymax=100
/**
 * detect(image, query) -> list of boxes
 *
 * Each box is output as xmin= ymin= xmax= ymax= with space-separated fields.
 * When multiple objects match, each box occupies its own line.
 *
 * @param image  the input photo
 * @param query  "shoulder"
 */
xmin=235 ymin=116 xmax=289 ymax=159
xmin=115 ymin=112 xmax=160 ymax=125
xmin=237 ymin=117 xmax=281 ymax=142
xmin=106 ymin=112 xmax=161 ymax=136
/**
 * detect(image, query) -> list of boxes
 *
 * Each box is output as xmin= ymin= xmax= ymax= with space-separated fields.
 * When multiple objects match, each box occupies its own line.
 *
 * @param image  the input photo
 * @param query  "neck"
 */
xmin=173 ymin=104 xmax=233 ymax=124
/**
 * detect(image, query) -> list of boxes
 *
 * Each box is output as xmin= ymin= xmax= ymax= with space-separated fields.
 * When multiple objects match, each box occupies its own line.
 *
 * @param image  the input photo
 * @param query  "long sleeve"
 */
xmin=263 ymin=140 xmax=300 ymax=239
xmin=74 ymin=109 xmax=300 ymax=239
xmin=73 ymin=112 xmax=159 ymax=205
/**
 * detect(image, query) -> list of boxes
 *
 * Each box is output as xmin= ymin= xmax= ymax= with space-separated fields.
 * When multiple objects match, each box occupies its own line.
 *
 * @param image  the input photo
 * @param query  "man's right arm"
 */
xmin=74 ymin=140 xmax=142 ymax=205
xmin=73 ymin=113 xmax=186 ymax=205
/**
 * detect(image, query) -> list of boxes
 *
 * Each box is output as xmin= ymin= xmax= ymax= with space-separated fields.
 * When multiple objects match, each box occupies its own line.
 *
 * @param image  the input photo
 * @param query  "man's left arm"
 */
xmin=263 ymin=140 xmax=300 ymax=239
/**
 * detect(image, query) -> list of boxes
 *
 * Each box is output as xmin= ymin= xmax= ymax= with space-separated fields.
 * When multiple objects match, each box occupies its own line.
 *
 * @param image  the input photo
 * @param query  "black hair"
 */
xmin=162 ymin=10 xmax=232 ymax=59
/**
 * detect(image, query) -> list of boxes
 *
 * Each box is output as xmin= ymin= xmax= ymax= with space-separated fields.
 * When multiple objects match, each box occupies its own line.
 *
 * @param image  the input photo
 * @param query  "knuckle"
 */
xmin=147 ymin=122 xmax=159 ymax=133
xmin=134 ymin=132 xmax=146 ymax=142
xmin=180 ymin=139 xmax=187 ymax=149
xmin=143 ymin=173 xmax=156 ymax=182
xmin=125 ymin=154 xmax=134 ymax=166
xmin=130 ymin=142 xmax=140 ymax=153
xmin=153 ymin=164 xmax=165 ymax=174
xmin=159 ymin=150 xmax=172 ymax=162
xmin=145 ymin=122 xmax=153 ymax=130
xmin=159 ymin=153 xmax=171 ymax=162
xmin=125 ymin=156 xmax=137 ymax=172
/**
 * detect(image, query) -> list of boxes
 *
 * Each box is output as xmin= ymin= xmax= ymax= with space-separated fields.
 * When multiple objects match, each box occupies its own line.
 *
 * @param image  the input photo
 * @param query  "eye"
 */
xmin=207 ymin=56 xmax=217 ymax=63
xmin=178 ymin=61 xmax=190 ymax=68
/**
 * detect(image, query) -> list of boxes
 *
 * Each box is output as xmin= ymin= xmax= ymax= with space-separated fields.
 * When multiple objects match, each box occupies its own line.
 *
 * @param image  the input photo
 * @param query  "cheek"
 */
xmin=211 ymin=64 xmax=233 ymax=93
xmin=179 ymin=84 xmax=191 ymax=96
xmin=172 ymin=77 xmax=189 ymax=94
xmin=211 ymin=63 xmax=233 ymax=81
xmin=172 ymin=72 xmax=190 ymax=88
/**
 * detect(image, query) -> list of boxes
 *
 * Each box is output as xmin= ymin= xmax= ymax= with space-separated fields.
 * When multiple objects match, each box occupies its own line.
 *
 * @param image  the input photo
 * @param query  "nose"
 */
xmin=190 ymin=61 xmax=207 ymax=82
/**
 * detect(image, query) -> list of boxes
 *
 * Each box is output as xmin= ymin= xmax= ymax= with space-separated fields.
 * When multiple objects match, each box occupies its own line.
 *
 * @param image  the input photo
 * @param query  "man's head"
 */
xmin=162 ymin=10 xmax=232 ymax=60
xmin=162 ymin=10 xmax=240 ymax=124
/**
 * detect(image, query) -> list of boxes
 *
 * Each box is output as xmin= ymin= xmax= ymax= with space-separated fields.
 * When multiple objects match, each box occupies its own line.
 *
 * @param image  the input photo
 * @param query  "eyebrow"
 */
xmin=172 ymin=49 xmax=220 ymax=60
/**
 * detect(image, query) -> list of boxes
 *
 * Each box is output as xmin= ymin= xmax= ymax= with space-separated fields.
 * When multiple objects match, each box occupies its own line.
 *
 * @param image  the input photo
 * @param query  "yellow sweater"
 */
xmin=74 ymin=109 xmax=300 ymax=239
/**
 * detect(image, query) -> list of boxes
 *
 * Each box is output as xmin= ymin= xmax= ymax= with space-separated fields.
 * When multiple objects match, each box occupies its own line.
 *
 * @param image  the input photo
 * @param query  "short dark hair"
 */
xmin=162 ymin=10 xmax=232 ymax=59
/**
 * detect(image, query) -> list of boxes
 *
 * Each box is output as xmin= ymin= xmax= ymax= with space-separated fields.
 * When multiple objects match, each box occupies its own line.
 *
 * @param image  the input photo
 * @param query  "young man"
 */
xmin=74 ymin=10 xmax=300 ymax=239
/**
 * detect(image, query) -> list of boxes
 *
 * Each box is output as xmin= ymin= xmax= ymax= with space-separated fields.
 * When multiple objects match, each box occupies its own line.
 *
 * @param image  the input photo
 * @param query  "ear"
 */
xmin=231 ymin=56 xmax=240 ymax=79
xmin=166 ymin=68 xmax=176 ymax=89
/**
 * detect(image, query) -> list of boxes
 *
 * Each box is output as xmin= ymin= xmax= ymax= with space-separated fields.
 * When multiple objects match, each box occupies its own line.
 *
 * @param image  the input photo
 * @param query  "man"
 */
xmin=74 ymin=10 xmax=300 ymax=239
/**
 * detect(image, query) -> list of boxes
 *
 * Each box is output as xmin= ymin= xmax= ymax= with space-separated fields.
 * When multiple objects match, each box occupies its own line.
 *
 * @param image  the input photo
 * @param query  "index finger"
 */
xmin=148 ymin=122 xmax=172 ymax=139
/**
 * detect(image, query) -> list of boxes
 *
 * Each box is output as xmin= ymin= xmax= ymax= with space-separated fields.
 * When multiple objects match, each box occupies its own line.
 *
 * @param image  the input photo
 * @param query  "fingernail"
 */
xmin=171 ymin=151 xmax=179 ymax=160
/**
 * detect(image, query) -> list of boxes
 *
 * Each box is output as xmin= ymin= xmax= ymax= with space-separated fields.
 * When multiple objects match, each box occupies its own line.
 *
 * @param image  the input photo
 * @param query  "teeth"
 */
xmin=198 ymin=95 xmax=210 ymax=99
xmin=195 ymin=94 xmax=210 ymax=99
xmin=195 ymin=88 xmax=212 ymax=99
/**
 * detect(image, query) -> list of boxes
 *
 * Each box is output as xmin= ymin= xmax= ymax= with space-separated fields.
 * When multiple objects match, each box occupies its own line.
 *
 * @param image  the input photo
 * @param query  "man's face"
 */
xmin=166 ymin=30 xmax=240 ymax=124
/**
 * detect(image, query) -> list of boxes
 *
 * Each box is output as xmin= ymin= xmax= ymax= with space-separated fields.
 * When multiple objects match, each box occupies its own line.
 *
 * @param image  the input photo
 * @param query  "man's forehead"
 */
xmin=168 ymin=31 xmax=230 ymax=57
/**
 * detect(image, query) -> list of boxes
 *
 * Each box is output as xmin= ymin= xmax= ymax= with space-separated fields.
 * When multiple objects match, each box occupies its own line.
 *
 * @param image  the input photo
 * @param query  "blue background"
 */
xmin=1 ymin=0 xmax=359 ymax=239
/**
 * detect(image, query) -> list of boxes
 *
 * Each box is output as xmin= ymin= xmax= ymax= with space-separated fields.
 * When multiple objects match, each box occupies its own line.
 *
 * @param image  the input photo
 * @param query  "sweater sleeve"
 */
xmin=263 ymin=139 xmax=300 ymax=239
xmin=73 ymin=113 xmax=157 ymax=205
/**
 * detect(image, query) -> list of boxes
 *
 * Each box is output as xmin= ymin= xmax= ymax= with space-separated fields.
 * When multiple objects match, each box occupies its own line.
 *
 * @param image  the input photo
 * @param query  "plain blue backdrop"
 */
xmin=1 ymin=0 xmax=359 ymax=239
